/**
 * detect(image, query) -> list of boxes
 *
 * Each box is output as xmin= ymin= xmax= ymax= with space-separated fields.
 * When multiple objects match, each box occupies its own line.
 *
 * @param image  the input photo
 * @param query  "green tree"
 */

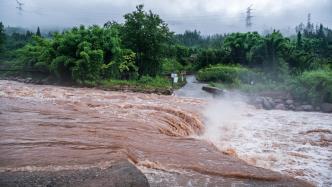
xmin=224 ymin=32 xmax=263 ymax=66
xmin=36 ymin=26 xmax=41 ymax=37
xmin=254 ymin=31 xmax=290 ymax=81
xmin=0 ymin=22 xmax=5 ymax=52
xmin=196 ymin=48 xmax=231 ymax=70
xmin=17 ymin=35 xmax=53 ymax=72
xmin=296 ymin=31 xmax=302 ymax=49
xmin=121 ymin=4 xmax=172 ymax=76
xmin=175 ymin=30 xmax=203 ymax=47
xmin=20 ymin=25 xmax=126 ymax=83
xmin=118 ymin=50 xmax=138 ymax=79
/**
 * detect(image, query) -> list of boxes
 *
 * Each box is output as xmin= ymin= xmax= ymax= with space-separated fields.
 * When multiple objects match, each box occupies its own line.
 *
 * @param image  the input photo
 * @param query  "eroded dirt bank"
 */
xmin=0 ymin=80 xmax=312 ymax=186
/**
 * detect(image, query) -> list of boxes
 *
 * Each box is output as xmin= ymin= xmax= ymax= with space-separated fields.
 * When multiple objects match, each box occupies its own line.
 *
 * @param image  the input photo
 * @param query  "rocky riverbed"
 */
xmin=198 ymin=84 xmax=332 ymax=113
xmin=250 ymin=94 xmax=332 ymax=113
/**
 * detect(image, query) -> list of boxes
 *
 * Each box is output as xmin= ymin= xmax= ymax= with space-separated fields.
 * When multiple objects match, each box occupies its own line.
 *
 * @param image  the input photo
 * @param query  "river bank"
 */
xmin=249 ymin=92 xmax=332 ymax=113
xmin=0 ymin=75 xmax=175 ymax=95
xmin=7 ymin=74 xmax=332 ymax=114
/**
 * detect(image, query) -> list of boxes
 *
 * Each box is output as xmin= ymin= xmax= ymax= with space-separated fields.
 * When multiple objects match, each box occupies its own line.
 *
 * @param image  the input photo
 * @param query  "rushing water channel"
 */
xmin=175 ymin=76 xmax=332 ymax=187
xmin=0 ymin=78 xmax=330 ymax=186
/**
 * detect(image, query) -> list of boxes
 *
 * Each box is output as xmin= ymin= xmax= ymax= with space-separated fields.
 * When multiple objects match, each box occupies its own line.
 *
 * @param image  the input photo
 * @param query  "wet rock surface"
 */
xmin=251 ymin=95 xmax=332 ymax=113
xmin=202 ymin=86 xmax=224 ymax=95
xmin=321 ymin=103 xmax=332 ymax=113
xmin=0 ymin=161 xmax=150 ymax=187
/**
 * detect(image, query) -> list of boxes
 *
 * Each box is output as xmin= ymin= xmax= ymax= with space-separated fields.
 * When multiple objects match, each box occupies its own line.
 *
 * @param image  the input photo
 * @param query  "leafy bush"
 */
xmin=197 ymin=64 xmax=258 ymax=86
xmin=17 ymin=36 xmax=52 ymax=73
xmin=121 ymin=5 xmax=172 ymax=76
xmin=161 ymin=58 xmax=183 ymax=74
xmin=16 ymin=25 xmax=132 ymax=83
xmin=239 ymin=81 xmax=289 ymax=93
xmin=101 ymin=76 xmax=171 ymax=89
xmin=291 ymin=70 xmax=332 ymax=104
xmin=195 ymin=48 xmax=231 ymax=70
xmin=138 ymin=76 xmax=170 ymax=88
xmin=101 ymin=48 xmax=136 ymax=81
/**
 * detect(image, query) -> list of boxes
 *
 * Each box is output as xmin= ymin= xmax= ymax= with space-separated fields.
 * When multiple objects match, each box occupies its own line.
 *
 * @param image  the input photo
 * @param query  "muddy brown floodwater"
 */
xmin=0 ymin=80 xmax=315 ymax=186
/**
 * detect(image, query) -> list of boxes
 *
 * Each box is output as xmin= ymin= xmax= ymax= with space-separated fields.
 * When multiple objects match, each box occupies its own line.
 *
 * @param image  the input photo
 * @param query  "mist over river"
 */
xmin=200 ymin=101 xmax=332 ymax=187
xmin=175 ymin=76 xmax=332 ymax=187
xmin=0 ymin=78 xmax=331 ymax=186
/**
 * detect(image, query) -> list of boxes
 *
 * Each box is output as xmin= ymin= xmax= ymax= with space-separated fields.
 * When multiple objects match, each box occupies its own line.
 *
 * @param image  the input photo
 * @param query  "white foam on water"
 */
xmin=200 ymin=96 xmax=332 ymax=186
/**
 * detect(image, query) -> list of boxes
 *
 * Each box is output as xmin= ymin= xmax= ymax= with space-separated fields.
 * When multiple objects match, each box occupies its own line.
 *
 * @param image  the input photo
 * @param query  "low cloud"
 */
xmin=0 ymin=0 xmax=331 ymax=34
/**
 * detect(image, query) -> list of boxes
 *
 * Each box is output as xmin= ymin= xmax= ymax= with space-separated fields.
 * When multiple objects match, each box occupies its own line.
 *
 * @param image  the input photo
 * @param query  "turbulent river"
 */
xmin=0 ymin=77 xmax=331 ymax=186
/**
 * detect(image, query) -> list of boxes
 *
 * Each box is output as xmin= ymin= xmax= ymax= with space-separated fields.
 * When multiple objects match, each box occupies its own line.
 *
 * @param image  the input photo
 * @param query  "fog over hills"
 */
xmin=1 ymin=0 xmax=332 ymax=34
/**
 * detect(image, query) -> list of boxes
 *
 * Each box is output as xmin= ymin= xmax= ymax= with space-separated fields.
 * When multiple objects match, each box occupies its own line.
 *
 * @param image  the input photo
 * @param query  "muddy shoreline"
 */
xmin=3 ymin=76 xmax=332 ymax=113
xmin=0 ymin=76 xmax=173 ymax=95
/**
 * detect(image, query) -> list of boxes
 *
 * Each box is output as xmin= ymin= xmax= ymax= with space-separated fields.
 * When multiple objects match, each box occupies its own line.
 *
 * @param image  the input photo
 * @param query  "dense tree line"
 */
xmin=0 ymin=22 xmax=5 ymax=52
xmin=174 ymin=30 xmax=225 ymax=48
xmin=1 ymin=5 xmax=332 ymax=103
xmin=192 ymin=26 xmax=332 ymax=104
xmin=194 ymin=29 xmax=331 ymax=72
xmin=1 ymin=5 xmax=173 ymax=84
xmin=0 ymin=24 xmax=35 ymax=54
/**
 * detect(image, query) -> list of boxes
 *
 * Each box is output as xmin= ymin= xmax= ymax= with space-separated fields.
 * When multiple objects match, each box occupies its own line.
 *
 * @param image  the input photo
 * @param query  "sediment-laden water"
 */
xmin=0 ymin=79 xmax=328 ymax=186
xmin=176 ymin=76 xmax=332 ymax=187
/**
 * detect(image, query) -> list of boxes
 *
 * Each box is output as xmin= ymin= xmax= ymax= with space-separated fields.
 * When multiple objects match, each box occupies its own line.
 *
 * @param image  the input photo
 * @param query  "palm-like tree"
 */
xmin=256 ymin=31 xmax=289 ymax=80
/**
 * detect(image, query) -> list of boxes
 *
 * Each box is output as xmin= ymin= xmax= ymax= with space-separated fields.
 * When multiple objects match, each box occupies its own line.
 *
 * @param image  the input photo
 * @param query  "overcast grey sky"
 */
xmin=0 ymin=0 xmax=331 ymax=34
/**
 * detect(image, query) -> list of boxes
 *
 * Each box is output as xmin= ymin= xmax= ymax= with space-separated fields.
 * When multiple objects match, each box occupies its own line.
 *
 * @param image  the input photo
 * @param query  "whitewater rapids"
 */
xmin=177 ymin=76 xmax=332 ymax=187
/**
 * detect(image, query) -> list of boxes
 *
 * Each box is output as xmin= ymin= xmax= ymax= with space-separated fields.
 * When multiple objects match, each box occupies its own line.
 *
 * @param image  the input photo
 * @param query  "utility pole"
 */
xmin=246 ymin=5 xmax=253 ymax=29
xmin=307 ymin=13 xmax=311 ymax=30
xmin=306 ymin=13 xmax=313 ymax=35
xmin=307 ymin=13 xmax=311 ymax=26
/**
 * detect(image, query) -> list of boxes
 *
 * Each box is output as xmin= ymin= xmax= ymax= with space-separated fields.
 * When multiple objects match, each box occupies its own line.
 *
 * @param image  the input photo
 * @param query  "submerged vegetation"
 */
xmin=0 ymin=4 xmax=332 ymax=103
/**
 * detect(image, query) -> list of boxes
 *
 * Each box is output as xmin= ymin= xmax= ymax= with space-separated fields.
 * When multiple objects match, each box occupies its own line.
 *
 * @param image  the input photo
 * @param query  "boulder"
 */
xmin=295 ymin=105 xmax=304 ymax=111
xmin=0 ymin=161 xmax=150 ymax=187
xmin=202 ymin=86 xmax=224 ymax=95
xmin=255 ymin=104 xmax=263 ymax=109
xmin=274 ymin=99 xmax=283 ymax=104
xmin=252 ymin=97 xmax=263 ymax=105
xmin=275 ymin=104 xmax=286 ymax=110
xmin=302 ymin=105 xmax=314 ymax=111
xmin=262 ymin=97 xmax=274 ymax=110
xmin=321 ymin=103 xmax=332 ymax=113
xmin=288 ymin=104 xmax=296 ymax=111
xmin=286 ymin=99 xmax=294 ymax=105
xmin=24 ymin=77 xmax=33 ymax=83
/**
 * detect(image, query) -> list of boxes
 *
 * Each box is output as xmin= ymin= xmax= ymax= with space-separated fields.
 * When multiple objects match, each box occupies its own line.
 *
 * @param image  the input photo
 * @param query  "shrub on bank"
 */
xmin=100 ymin=76 xmax=171 ymax=89
xmin=197 ymin=64 xmax=257 ymax=86
xmin=161 ymin=58 xmax=183 ymax=74
xmin=291 ymin=69 xmax=332 ymax=104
